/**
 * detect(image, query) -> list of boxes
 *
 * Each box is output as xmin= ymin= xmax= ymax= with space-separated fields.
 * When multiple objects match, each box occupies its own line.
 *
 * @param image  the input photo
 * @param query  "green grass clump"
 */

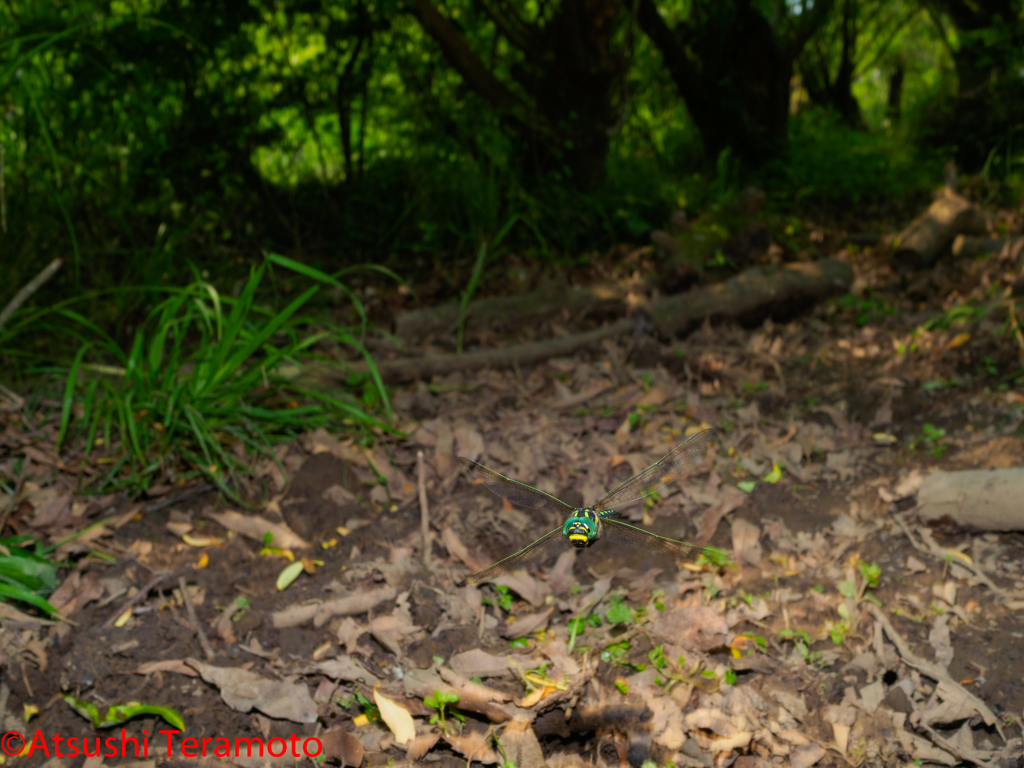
xmin=44 ymin=254 xmax=394 ymax=499
xmin=0 ymin=535 xmax=60 ymax=616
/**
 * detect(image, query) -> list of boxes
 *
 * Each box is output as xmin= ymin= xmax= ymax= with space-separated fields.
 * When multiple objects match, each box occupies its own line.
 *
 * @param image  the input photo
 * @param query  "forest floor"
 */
xmin=4 ymin=214 xmax=1024 ymax=768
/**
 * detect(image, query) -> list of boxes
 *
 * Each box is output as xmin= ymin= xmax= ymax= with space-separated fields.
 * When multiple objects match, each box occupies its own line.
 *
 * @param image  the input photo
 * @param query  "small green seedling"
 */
xmin=424 ymin=690 xmax=463 ymax=734
xmin=354 ymin=691 xmax=380 ymax=721
xmin=604 ymin=596 xmax=633 ymax=625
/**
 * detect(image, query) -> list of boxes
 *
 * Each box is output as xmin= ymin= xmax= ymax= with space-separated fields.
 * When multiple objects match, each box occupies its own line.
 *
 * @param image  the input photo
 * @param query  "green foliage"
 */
xmin=0 ymin=536 xmax=59 ymax=616
xmin=424 ymin=690 xmax=463 ymax=733
xmin=599 ymin=640 xmax=631 ymax=664
xmin=491 ymin=584 xmax=514 ymax=613
xmin=604 ymin=596 xmax=633 ymax=625
xmin=39 ymin=255 xmax=392 ymax=499
xmin=354 ymin=692 xmax=380 ymax=721
xmin=779 ymin=628 xmax=821 ymax=664
xmin=912 ymin=423 xmax=948 ymax=458
xmin=761 ymin=109 xmax=942 ymax=208
xmin=648 ymin=645 xmax=668 ymax=670
xmin=831 ymin=292 xmax=896 ymax=327
xmin=62 ymin=693 xmax=185 ymax=731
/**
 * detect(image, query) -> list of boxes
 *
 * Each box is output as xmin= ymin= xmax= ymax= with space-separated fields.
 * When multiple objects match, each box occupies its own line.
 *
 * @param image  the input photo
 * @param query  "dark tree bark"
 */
xmin=927 ymin=0 xmax=1024 ymax=167
xmin=887 ymin=63 xmax=903 ymax=124
xmin=636 ymin=0 xmax=836 ymax=169
xmin=797 ymin=0 xmax=864 ymax=127
xmin=409 ymin=0 xmax=626 ymax=189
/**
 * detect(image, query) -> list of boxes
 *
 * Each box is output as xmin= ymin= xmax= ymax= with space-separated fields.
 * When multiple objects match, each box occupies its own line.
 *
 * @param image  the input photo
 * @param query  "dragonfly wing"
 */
xmin=457 ymin=528 xmax=572 ymax=587
xmin=601 ymin=518 xmax=713 ymax=560
xmin=459 ymin=458 xmax=574 ymax=515
xmin=593 ymin=429 xmax=713 ymax=514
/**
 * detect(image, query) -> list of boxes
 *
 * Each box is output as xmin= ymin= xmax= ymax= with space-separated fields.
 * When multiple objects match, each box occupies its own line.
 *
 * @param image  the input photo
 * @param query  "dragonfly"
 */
xmin=457 ymin=428 xmax=718 ymax=587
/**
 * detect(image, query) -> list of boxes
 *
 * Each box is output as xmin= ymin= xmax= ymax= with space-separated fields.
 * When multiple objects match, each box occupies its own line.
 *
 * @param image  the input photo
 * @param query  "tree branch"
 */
xmin=785 ymin=0 xmax=838 ymax=59
xmin=410 ymin=0 xmax=528 ymax=113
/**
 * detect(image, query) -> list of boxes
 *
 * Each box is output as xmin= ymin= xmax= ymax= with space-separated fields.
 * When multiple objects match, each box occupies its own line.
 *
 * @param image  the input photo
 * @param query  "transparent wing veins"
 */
xmin=457 ymin=528 xmax=571 ymax=587
xmin=459 ymin=457 xmax=574 ymax=516
xmin=593 ymin=429 xmax=713 ymax=514
xmin=600 ymin=518 xmax=714 ymax=560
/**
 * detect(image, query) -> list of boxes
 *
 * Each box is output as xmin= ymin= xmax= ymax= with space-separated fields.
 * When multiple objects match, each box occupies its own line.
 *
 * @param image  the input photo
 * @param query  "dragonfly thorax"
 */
xmin=563 ymin=508 xmax=600 ymax=549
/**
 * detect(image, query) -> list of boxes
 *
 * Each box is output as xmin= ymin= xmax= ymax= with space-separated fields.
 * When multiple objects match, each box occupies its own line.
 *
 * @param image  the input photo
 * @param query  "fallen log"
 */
xmin=950 ymin=235 xmax=1008 ymax=259
xmin=393 ymin=280 xmax=626 ymax=344
xmin=891 ymin=188 xmax=989 ymax=269
xmin=328 ymin=258 xmax=852 ymax=383
xmin=917 ymin=467 xmax=1024 ymax=532
xmin=652 ymin=258 xmax=853 ymax=336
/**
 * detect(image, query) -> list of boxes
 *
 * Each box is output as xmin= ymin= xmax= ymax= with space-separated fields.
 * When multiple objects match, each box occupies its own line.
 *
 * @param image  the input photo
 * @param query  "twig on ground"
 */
xmin=178 ymin=575 xmax=215 ymax=660
xmin=144 ymin=482 xmax=217 ymax=515
xmin=418 ymin=450 xmax=430 ymax=568
xmin=920 ymin=723 xmax=997 ymax=768
xmin=868 ymin=604 xmax=1004 ymax=741
xmin=592 ymin=624 xmax=646 ymax=653
xmin=0 ymin=258 xmax=63 ymax=333
xmin=892 ymin=510 xmax=1024 ymax=600
xmin=103 ymin=568 xmax=182 ymax=628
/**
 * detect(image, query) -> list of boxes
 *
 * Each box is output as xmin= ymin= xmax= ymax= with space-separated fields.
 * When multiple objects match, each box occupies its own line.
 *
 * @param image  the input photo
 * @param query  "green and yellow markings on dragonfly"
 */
xmin=456 ymin=428 xmax=720 ymax=587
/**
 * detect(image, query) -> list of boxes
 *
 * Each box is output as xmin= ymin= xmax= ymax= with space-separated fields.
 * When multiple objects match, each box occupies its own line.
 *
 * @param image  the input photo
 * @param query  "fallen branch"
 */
xmin=0 ymin=258 xmax=63 ymax=333
xmin=340 ymin=258 xmax=851 ymax=383
xmin=892 ymin=188 xmax=989 ymax=269
xmin=651 ymin=258 xmax=853 ymax=336
xmin=362 ymin=318 xmax=631 ymax=383
xmin=394 ymin=280 xmax=626 ymax=344
xmin=890 ymin=511 xmax=1023 ymax=601
xmin=868 ymin=605 xmax=1004 ymax=742
xmin=951 ymin=235 xmax=1012 ymax=259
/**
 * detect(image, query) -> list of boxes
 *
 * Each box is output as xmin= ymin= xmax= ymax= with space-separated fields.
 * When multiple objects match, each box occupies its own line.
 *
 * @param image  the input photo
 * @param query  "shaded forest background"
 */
xmin=1 ymin=0 xmax=1020 ymax=288
xmin=1 ymin=0 xmax=1023 ymax=385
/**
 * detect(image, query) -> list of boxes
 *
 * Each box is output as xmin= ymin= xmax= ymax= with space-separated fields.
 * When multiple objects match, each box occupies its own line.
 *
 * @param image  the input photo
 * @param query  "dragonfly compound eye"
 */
xmin=563 ymin=516 xmax=597 ymax=548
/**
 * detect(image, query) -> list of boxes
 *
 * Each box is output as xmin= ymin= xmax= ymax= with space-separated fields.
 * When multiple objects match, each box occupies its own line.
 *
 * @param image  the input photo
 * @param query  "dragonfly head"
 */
xmin=563 ymin=509 xmax=598 ymax=549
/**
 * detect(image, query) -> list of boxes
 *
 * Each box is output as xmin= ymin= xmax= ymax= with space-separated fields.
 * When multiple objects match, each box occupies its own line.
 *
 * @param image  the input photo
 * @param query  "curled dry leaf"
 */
xmin=205 ymin=510 xmax=310 ymax=549
xmin=185 ymin=659 xmax=317 ymax=724
xmin=135 ymin=660 xmax=198 ymax=677
xmin=437 ymin=667 xmax=513 ymax=703
xmin=443 ymin=731 xmax=499 ymax=764
xmin=373 ymin=689 xmax=416 ymax=745
xmin=448 ymin=649 xmax=512 ymax=678
xmin=271 ymin=585 xmax=396 ymax=628
xmin=320 ymin=726 xmax=364 ymax=768
xmin=406 ymin=733 xmax=440 ymax=761
xmin=516 ymin=686 xmax=555 ymax=708
xmin=497 ymin=718 xmax=545 ymax=768
xmin=501 ymin=606 xmax=554 ymax=639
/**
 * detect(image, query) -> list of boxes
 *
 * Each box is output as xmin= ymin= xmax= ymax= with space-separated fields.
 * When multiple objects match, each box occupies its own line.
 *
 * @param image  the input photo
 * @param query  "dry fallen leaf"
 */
xmin=135 ymin=660 xmax=199 ymax=677
xmin=320 ymin=726 xmax=364 ymax=767
xmin=373 ymin=689 xmax=416 ymax=745
xmin=185 ymin=659 xmax=317 ymax=723
xmin=205 ymin=509 xmax=310 ymax=549
xmin=444 ymin=731 xmax=499 ymax=764
xmin=406 ymin=733 xmax=440 ymax=761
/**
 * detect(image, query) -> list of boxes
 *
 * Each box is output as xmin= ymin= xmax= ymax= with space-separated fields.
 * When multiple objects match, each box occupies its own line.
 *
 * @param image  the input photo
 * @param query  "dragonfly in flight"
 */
xmin=457 ymin=429 xmax=719 ymax=587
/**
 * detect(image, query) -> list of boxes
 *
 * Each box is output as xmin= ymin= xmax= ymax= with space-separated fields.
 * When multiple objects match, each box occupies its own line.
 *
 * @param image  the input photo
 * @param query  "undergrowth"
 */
xmin=3 ymin=254 xmax=397 ymax=501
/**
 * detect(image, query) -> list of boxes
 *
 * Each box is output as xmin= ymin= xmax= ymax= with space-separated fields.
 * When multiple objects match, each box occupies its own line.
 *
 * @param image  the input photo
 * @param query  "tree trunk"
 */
xmin=409 ymin=0 xmax=626 ymax=190
xmin=887 ymin=63 xmax=903 ymax=124
xmin=832 ymin=0 xmax=864 ymax=128
xmin=930 ymin=0 xmax=1024 ymax=168
xmin=637 ymin=0 xmax=835 ymax=169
